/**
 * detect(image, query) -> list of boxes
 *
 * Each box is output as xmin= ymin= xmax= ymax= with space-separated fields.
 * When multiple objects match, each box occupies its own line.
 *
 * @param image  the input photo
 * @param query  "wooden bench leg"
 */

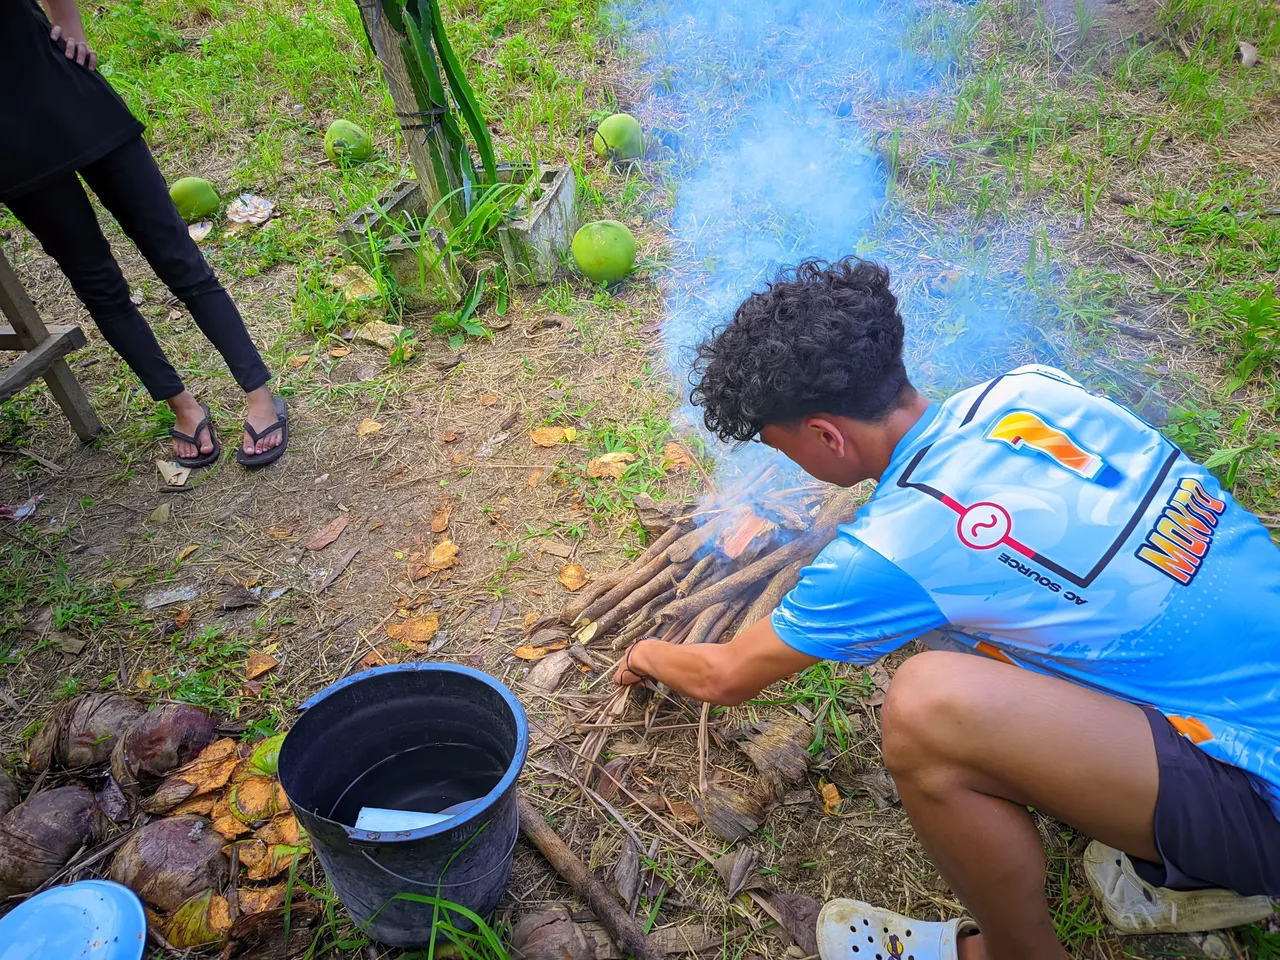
xmin=43 ymin=358 xmax=101 ymax=442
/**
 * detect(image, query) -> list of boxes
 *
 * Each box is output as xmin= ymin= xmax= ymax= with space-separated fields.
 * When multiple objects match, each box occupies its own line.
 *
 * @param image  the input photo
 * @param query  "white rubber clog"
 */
xmin=817 ymin=898 xmax=979 ymax=960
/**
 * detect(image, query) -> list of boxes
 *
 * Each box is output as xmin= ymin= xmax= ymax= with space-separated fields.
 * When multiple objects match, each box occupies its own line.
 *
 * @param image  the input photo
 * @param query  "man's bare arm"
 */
xmin=615 ymin=615 xmax=820 ymax=705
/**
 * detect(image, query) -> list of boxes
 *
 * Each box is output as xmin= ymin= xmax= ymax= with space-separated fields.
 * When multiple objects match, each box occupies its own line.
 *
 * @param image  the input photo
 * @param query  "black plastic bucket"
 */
xmin=278 ymin=663 xmax=528 ymax=946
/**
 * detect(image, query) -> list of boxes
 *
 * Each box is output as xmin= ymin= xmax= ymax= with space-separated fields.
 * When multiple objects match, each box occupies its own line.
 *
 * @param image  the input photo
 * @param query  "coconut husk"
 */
xmin=164 ymin=887 xmax=234 ymax=949
xmin=218 ymin=902 xmax=323 ymax=960
xmin=28 ymin=694 xmax=145 ymax=773
xmin=0 ymin=767 xmax=20 ymax=818
xmin=0 ymin=785 xmax=101 ymax=897
xmin=108 ymin=815 xmax=229 ymax=914
xmin=110 ymin=703 xmax=220 ymax=793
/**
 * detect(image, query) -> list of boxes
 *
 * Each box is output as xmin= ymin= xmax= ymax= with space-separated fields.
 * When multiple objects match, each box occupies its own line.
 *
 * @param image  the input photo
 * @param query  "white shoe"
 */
xmin=1083 ymin=841 xmax=1275 ymax=934
xmin=817 ymin=898 xmax=978 ymax=960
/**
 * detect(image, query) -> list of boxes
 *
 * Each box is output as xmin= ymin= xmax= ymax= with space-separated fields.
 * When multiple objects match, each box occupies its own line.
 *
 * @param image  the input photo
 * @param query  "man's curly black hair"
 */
xmin=690 ymin=257 xmax=912 ymax=442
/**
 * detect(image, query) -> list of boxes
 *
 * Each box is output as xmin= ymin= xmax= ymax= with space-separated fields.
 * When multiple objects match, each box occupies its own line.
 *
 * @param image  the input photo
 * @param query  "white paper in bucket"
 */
xmin=355 ymin=807 xmax=452 ymax=831
xmin=354 ymin=797 xmax=481 ymax=832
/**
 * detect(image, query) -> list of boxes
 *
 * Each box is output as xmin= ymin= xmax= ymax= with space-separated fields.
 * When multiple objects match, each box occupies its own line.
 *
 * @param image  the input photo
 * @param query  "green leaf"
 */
xmin=419 ymin=0 xmax=497 ymax=184
xmin=1201 ymin=444 xmax=1253 ymax=470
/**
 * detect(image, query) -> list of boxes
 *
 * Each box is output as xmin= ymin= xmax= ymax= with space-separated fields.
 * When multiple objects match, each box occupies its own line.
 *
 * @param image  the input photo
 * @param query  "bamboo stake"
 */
xmin=517 ymin=796 xmax=666 ymax=960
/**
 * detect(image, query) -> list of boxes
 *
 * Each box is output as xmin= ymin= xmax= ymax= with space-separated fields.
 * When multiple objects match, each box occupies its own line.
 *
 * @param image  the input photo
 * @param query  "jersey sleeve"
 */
xmin=771 ymin=527 xmax=947 ymax=664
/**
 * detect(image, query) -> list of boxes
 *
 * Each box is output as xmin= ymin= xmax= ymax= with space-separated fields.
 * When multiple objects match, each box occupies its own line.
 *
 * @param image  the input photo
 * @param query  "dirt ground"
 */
xmin=2 ymin=0 xmax=1278 ymax=956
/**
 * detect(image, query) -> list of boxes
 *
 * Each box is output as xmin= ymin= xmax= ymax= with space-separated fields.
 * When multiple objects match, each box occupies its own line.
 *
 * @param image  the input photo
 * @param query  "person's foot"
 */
xmin=168 ymin=391 xmax=216 ymax=460
xmin=243 ymin=387 xmax=284 ymax=456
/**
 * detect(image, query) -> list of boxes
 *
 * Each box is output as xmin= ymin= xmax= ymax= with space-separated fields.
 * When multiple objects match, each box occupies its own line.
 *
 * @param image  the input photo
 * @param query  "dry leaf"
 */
xmin=357 ymin=649 xmax=398 ymax=670
xmin=254 ymin=813 xmax=302 ymax=847
xmin=426 ymin=538 xmax=459 ymax=571
xmin=510 ymin=906 xmax=592 ymax=960
xmin=237 ymin=883 xmax=286 ymax=915
xmin=690 ymin=773 xmax=771 ymax=842
xmin=134 ymin=669 xmax=155 ymax=691
xmin=770 ymin=892 xmax=821 ymax=957
xmin=530 ymin=426 xmax=568 ymax=447
xmin=523 ymin=612 xmax=540 ymax=632
xmin=714 ymin=848 xmax=766 ymax=898
xmin=522 ymin=649 xmax=574 ymax=693
xmin=328 ymin=346 xmax=350 ymax=358
xmin=287 ymin=355 xmax=309 ymax=369
xmin=821 ymin=781 xmax=841 ymax=815
xmin=304 ymin=516 xmax=349 ymax=551
xmin=587 ymin=451 xmax=637 ymax=479
xmin=441 ymin=429 xmax=457 ymax=443
xmin=614 ymin=836 xmax=642 ymax=913
xmin=386 ymin=612 xmax=440 ymax=650
xmin=265 ymin=526 xmax=293 ymax=540
xmin=175 ymin=609 xmax=193 ymax=629
xmin=176 ymin=544 xmax=200 ymax=563
xmin=557 ymin=563 xmax=589 ymax=591
xmin=740 ymin=719 xmax=812 ymax=789
xmin=663 ymin=796 xmax=700 ymax=826
xmin=528 ymin=469 xmax=544 ymax=487
xmin=864 ymin=661 xmax=891 ymax=706
xmin=662 ymin=441 xmax=694 ymax=472
xmin=477 ymin=393 xmax=501 ymax=406
xmin=430 ymin=504 xmax=450 ymax=533
xmin=357 ymin=419 xmax=383 ymax=437
xmin=246 ymin=653 xmax=279 ymax=680
xmin=513 ymin=639 xmax=569 ymax=660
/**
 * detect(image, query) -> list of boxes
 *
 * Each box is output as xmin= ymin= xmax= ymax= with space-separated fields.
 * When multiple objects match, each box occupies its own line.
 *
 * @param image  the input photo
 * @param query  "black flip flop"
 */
xmin=235 ymin=395 xmax=289 ymax=469
xmin=170 ymin=402 xmax=221 ymax=468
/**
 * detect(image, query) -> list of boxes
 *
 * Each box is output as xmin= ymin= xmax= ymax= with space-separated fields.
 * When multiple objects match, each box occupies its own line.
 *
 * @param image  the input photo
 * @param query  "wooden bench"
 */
xmin=0 ymin=247 xmax=100 ymax=441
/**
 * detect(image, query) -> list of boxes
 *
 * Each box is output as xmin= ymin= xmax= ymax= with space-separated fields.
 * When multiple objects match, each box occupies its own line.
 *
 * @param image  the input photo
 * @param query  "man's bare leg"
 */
xmin=880 ymin=651 xmax=1161 ymax=960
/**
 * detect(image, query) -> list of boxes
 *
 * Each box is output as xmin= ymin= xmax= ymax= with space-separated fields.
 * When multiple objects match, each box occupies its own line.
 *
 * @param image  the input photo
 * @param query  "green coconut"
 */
xmin=169 ymin=178 xmax=220 ymax=223
xmin=324 ymin=120 xmax=373 ymax=165
xmin=592 ymin=113 xmax=644 ymax=162
xmin=572 ymin=220 xmax=638 ymax=284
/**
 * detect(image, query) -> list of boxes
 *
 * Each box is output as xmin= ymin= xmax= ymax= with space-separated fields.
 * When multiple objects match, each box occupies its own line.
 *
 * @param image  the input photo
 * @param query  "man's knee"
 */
xmin=881 ymin=651 xmax=986 ymax=777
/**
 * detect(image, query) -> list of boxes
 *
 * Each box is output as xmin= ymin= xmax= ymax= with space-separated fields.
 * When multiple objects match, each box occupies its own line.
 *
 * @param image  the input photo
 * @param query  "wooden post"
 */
xmin=357 ymin=1 xmax=463 ymax=229
xmin=0 ymin=249 xmax=100 ymax=442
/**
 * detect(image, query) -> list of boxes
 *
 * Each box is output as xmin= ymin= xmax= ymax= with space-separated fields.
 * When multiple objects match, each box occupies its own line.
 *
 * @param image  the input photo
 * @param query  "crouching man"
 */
xmin=615 ymin=258 xmax=1279 ymax=960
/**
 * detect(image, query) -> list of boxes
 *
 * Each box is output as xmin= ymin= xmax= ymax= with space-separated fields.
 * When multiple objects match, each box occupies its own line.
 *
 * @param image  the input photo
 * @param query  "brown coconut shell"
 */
xmin=109 ymin=703 xmax=219 ymax=792
xmin=0 ymin=767 xmax=20 ymax=818
xmin=108 ymin=815 xmax=229 ymax=914
xmin=0 ymin=785 xmax=101 ymax=897
xmin=28 ymin=694 xmax=145 ymax=773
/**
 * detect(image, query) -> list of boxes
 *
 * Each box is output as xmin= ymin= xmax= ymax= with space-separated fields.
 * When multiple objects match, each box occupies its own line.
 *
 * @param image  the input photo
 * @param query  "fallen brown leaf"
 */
xmin=523 ymin=612 xmax=540 ymax=632
xmin=513 ymin=639 xmax=569 ymax=660
xmin=690 ymin=772 xmax=771 ymax=842
xmin=328 ymin=346 xmax=350 ymax=358
xmin=587 ymin=451 xmax=637 ymax=479
xmin=287 ymin=355 xmax=309 ymax=369
xmin=386 ymin=612 xmax=440 ymax=650
xmin=246 ymin=653 xmax=279 ymax=681
xmin=236 ymin=883 xmax=286 ymax=915
xmin=532 ymin=426 xmax=577 ymax=448
xmin=663 ymin=796 xmax=700 ymax=826
xmin=357 ymin=418 xmax=382 ymax=437
xmin=430 ymin=504 xmax=450 ymax=533
xmin=426 ymin=537 xmax=459 ymax=571
xmin=265 ymin=526 xmax=293 ymax=540
xmin=714 ymin=848 xmax=767 ymax=898
xmin=528 ymin=468 xmax=544 ymax=487
xmin=441 ymin=429 xmax=457 ymax=443
xmin=821 ymin=781 xmax=841 ymax=816
xmin=662 ymin=441 xmax=694 ymax=472
xmin=176 ymin=544 xmax=200 ymax=563
xmin=739 ymin=718 xmax=813 ymax=789
xmin=477 ymin=393 xmax=500 ymax=406
xmin=770 ymin=892 xmax=821 ymax=956
xmin=357 ymin=649 xmax=399 ymax=670
xmin=557 ymin=563 xmax=589 ymax=591
xmin=305 ymin=516 xmax=349 ymax=551
xmin=175 ymin=609 xmax=192 ymax=629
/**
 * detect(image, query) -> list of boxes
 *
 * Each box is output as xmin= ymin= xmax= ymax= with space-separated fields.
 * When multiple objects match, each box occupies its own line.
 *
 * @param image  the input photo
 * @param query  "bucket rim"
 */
xmin=287 ymin=662 xmax=528 ymax=844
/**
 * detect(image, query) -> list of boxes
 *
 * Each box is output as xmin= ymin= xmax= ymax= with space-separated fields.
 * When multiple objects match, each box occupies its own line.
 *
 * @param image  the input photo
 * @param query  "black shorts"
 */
xmin=1130 ymin=709 xmax=1280 ymax=897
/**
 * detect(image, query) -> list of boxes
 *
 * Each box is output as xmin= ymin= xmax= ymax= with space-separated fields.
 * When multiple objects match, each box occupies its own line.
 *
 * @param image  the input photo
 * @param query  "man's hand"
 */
xmin=614 ymin=618 xmax=820 ymax=705
xmin=50 ymin=23 xmax=97 ymax=70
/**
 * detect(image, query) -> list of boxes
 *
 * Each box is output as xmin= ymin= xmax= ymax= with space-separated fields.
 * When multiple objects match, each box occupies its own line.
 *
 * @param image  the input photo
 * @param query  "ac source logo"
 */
xmin=957 ymin=502 xmax=1011 ymax=550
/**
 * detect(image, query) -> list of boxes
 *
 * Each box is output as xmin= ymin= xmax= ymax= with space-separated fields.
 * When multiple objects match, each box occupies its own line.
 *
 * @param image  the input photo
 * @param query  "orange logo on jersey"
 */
xmin=1135 ymin=478 xmax=1226 ymax=585
xmin=986 ymin=411 xmax=1104 ymax=481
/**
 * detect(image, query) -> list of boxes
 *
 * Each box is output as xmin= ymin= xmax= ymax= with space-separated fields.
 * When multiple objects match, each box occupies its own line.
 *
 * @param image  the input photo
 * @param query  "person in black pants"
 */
xmin=1 ymin=0 xmax=288 ymax=468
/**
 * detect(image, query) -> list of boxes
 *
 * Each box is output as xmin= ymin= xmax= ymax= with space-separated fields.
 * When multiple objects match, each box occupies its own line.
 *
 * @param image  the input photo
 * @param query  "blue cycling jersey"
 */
xmin=773 ymin=365 xmax=1280 ymax=816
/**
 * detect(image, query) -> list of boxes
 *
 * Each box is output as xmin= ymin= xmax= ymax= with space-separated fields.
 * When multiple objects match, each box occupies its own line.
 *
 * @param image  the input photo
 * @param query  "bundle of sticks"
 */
xmin=530 ymin=465 xmax=859 ymax=775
